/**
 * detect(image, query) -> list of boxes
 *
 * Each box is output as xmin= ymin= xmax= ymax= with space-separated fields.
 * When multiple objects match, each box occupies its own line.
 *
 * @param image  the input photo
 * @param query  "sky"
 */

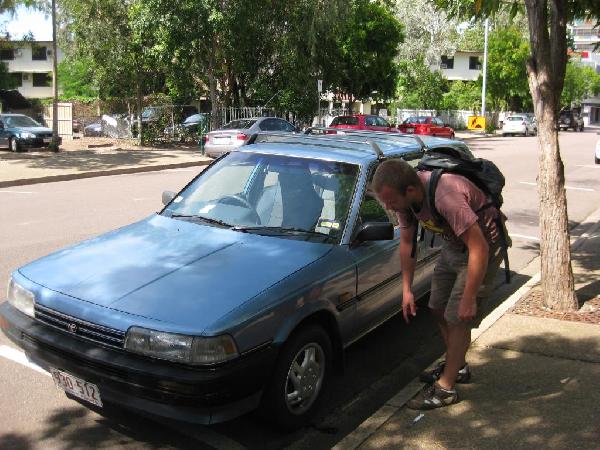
xmin=1 ymin=5 xmax=52 ymax=41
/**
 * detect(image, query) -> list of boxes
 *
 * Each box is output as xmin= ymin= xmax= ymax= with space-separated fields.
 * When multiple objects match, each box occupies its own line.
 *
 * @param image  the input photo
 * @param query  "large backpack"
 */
xmin=415 ymin=146 xmax=512 ymax=283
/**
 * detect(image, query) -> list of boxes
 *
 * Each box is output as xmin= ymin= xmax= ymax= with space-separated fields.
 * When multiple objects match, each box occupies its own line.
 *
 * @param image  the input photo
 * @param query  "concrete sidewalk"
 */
xmin=0 ymin=146 xmax=212 ymax=188
xmin=335 ymin=211 xmax=600 ymax=449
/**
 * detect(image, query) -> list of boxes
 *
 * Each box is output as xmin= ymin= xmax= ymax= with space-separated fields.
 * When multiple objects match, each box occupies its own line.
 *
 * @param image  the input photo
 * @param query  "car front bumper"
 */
xmin=0 ymin=302 xmax=277 ymax=424
xmin=17 ymin=136 xmax=62 ymax=148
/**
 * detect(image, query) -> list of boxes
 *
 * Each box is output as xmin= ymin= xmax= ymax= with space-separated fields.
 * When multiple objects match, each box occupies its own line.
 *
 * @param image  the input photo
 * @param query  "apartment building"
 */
xmin=435 ymin=51 xmax=483 ymax=81
xmin=1 ymin=40 xmax=64 ymax=98
xmin=569 ymin=19 xmax=600 ymax=73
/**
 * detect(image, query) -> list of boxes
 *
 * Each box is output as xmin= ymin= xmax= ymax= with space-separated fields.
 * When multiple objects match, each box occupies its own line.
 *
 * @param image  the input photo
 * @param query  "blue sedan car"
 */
xmin=0 ymin=130 xmax=461 ymax=429
xmin=0 ymin=113 xmax=61 ymax=152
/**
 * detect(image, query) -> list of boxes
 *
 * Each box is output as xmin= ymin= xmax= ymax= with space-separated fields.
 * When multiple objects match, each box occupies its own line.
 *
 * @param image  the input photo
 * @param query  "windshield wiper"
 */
xmin=232 ymin=226 xmax=333 ymax=239
xmin=170 ymin=214 xmax=233 ymax=228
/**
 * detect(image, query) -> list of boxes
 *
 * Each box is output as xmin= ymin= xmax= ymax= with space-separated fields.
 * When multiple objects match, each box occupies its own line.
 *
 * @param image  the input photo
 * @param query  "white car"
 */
xmin=595 ymin=136 xmax=600 ymax=164
xmin=501 ymin=115 xmax=537 ymax=137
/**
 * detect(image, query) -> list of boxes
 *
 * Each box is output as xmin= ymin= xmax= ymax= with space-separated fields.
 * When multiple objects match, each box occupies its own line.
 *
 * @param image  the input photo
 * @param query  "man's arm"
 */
xmin=399 ymin=223 xmax=417 ymax=323
xmin=458 ymin=222 xmax=489 ymax=321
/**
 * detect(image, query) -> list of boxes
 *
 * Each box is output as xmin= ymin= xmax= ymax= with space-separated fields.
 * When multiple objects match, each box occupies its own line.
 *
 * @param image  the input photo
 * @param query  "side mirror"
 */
xmin=162 ymin=190 xmax=176 ymax=206
xmin=353 ymin=222 xmax=394 ymax=244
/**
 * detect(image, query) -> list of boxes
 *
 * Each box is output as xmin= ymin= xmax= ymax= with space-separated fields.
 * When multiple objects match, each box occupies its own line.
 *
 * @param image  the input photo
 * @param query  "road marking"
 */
xmin=0 ymin=345 xmax=50 ymax=377
xmin=0 ymin=190 xmax=36 ymax=194
xmin=519 ymin=181 xmax=595 ymax=192
xmin=575 ymin=165 xmax=600 ymax=169
xmin=509 ymin=233 xmax=540 ymax=242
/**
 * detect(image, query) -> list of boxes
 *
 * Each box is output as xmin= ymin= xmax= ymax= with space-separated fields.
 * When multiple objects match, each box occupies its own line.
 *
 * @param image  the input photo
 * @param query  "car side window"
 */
xmin=365 ymin=116 xmax=377 ymax=126
xmin=259 ymin=119 xmax=277 ymax=131
xmin=278 ymin=120 xmax=296 ymax=132
xmin=434 ymin=118 xmax=444 ymax=126
xmin=376 ymin=117 xmax=390 ymax=127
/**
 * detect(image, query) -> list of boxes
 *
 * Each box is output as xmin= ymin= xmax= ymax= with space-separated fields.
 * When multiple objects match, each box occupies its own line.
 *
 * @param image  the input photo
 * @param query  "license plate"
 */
xmin=213 ymin=137 xmax=230 ymax=144
xmin=51 ymin=368 xmax=103 ymax=407
xmin=43 ymin=138 xmax=52 ymax=143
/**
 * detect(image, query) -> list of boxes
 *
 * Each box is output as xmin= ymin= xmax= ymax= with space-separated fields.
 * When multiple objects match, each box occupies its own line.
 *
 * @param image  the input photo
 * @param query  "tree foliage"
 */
xmin=442 ymin=80 xmax=481 ymax=110
xmin=396 ymin=57 xmax=447 ymax=109
xmin=561 ymin=62 xmax=600 ymax=108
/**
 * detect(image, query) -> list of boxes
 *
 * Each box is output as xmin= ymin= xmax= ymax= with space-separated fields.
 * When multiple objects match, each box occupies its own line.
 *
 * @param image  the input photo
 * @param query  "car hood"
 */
xmin=19 ymin=215 xmax=332 ymax=331
xmin=9 ymin=126 xmax=51 ymax=134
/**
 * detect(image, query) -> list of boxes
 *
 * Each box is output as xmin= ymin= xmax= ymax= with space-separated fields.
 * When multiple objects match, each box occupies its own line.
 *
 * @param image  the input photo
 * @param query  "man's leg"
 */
xmin=431 ymin=307 xmax=448 ymax=348
xmin=437 ymin=323 xmax=470 ymax=390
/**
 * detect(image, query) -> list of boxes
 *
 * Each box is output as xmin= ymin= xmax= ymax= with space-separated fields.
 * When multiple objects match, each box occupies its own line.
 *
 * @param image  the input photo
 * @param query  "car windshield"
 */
xmin=163 ymin=152 xmax=360 ymax=242
xmin=331 ymin=116 xmax=359 ymax=126
xmin=184 ymin=114 xmax=205 ymax=124
xmin=3 ymin=115 xmax=42 ymax=127
xmin=403 ymin=117 xmax=429 ymax=124
xmin=222 ymin=119 xmax=256 ymax=130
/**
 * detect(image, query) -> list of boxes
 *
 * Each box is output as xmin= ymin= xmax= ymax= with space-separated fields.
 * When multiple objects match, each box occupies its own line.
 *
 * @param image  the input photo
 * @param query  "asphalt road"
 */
xmin=0 ymin=129 xmax=599 ymax=449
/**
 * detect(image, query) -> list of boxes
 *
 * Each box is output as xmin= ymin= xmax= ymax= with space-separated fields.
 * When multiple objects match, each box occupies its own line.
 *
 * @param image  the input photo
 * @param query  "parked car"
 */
xmin=164 ymin=113 xmax=209 ymax=142
xmin=0 ymin=130 xmax=461 ymax=429
xmin=329 ymin=114 xmax=397 ymax=133
xmin=397 ymin=116 xmax=455 ymax=138
xmin=83 ymin=121 xmax=103 ymax=137
xmin=0 ymin=113 xmax=61 ymax=152
xmin=501 ymin=114 xmax=537 ymax=136
xmin=595 ymin=135 xmax=600 ymax=164
xmin=558 ymin=110 xmax=584 ymax=132
xmin=204 ymin=117 xmax=297 ymax=158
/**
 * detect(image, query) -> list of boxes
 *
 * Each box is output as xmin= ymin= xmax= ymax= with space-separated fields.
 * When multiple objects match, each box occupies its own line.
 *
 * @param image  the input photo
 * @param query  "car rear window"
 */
xmin=331 ymin=116 xmax=359 ymax=126
xmin=403 ymin=117 xmax=429 ymax=124
xmin=222 ymin=119 xmax=257 ymax=130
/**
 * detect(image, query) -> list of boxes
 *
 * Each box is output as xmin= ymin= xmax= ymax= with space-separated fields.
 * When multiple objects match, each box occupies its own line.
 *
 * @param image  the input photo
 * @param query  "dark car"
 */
xmin=329 ymin=114 xmax=397 ymax=133
xmin=164 ymin=113 xmax=209 ymax=142
xmin=0 ymin=113 xmax=61 ymax=152
xmin=558 ymin=110 xmax=584 ymax=132
xmin=398 ymin=116 xmax=455 ymax=138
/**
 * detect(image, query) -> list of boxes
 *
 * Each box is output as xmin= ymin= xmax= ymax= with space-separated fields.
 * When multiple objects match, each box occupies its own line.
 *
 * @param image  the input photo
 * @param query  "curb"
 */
xmin=0 ymin=160 xmax=212 ymax=188
xmin=332 ymin=203 xmax=600 ymax=450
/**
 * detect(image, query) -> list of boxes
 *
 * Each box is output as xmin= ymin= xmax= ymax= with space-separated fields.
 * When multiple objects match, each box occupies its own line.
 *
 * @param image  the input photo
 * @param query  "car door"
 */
xmin=350 ymin=155 xmax=435 ymax=335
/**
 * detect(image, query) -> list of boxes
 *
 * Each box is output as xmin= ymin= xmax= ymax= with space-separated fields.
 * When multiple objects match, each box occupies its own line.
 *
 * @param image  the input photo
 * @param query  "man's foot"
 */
xmin=407 ymin=382 xmax=458 ymax=410
xmin=419 ymin=361 xmax=471 ymax=384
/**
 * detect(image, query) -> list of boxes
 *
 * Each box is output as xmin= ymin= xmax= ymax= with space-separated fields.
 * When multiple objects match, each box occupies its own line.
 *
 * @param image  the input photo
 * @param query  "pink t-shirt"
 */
xmin=396 ymin=171 xmax=501 ymax=244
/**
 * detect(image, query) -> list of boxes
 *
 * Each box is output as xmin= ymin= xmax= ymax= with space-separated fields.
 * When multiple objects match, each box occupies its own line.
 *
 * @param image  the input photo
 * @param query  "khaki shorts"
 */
xmin=428 ymin=240 xmax=503 ymax=327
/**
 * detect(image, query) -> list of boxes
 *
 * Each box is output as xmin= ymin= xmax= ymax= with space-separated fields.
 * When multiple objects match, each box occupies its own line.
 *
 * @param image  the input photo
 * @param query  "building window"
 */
xmin=32 ymin=72 xmax=51 ymax=87
xmin=469 ymin=56 xmax=482 ymax=70
xmin=32 ymin=46 xmax=47 ymax=61
xmin=0 ymin=48 xmax=15 ymax=60
xmin=10 ymin=72 xmax=22 ymax=87
xmin=440 ymin=55 xmax=454 ymax=69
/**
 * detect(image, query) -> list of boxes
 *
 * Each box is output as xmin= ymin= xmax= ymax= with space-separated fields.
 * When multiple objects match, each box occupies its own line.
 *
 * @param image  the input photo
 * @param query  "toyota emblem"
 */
xmin=68 ymin=323 xmax=78 ymax=333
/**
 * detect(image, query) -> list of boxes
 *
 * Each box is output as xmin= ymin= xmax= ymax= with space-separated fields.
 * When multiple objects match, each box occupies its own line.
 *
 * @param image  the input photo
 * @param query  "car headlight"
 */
xmin=19 ymin=132 xmax=36 ymax=139
xmin=124 ymin=327 xmax=239 ymax=365
xmin=7 ymin=278 xmax=35 ymax=318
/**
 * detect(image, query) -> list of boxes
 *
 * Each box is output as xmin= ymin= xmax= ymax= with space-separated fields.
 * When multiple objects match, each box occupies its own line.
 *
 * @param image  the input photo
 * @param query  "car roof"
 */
xmin=238 ymin=131 xmax=465 ymax=165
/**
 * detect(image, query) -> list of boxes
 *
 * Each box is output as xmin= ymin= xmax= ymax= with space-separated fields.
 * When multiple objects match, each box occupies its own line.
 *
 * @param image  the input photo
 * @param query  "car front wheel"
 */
xmin=261 ymin=325 xmax=332 ymax=430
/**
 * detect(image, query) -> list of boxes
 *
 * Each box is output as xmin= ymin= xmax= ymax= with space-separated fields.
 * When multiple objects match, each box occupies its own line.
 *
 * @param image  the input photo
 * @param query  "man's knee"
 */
xmin=430 ymin=307 xmax=446 ymax=324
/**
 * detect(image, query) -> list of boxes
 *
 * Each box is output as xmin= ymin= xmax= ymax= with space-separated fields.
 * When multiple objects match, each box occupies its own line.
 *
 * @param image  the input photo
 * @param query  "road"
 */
xmin=0 ymin=129 xmax=599 ymax=449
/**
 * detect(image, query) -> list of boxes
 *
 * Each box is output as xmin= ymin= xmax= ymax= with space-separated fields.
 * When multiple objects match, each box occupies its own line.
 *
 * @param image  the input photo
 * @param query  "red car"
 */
xmin=398 ymin=116 xmax=455 ymax=139
xmin=329 ymin=114 xmax=398 ymax=133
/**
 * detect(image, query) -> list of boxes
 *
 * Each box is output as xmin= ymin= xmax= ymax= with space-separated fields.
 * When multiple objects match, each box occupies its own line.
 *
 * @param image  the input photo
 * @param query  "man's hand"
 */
xmin=458 ymin=296 xmax=477 ymax=322
xmin=402 ymin=291 xmax=417 ymax=323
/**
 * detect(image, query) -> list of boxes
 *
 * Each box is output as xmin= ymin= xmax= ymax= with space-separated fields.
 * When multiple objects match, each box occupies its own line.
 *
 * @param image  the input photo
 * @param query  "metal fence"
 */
xmin=394 ymin=109 xmax=498 ymax=130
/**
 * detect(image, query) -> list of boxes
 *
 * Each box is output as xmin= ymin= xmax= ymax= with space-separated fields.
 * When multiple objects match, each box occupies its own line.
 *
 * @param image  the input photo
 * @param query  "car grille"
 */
xmin=34 ymin=304 xmax=125 ymax=349
xmin=36 ymin=132 xmax=52 ymax=138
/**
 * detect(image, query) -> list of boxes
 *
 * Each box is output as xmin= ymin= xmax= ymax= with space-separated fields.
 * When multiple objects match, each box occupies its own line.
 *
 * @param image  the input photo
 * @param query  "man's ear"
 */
xmin=405 ymin=185 xmax=418 ymax=197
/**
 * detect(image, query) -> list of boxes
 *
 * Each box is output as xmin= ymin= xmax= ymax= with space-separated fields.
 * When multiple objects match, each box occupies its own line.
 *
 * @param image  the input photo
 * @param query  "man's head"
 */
xmin=372 ymin=159 xmax=424 ymax=212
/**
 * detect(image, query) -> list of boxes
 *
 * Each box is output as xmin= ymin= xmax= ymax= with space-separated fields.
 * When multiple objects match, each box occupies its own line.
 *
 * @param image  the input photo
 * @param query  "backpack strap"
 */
xmin=427 ymin=168 xmax=444 ymax=225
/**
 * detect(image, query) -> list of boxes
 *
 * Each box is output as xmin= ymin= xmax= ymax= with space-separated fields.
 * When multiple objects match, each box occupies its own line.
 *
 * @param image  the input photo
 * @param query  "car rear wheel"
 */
xmin=261 ymin=325 xmax=332 ymax=430
xmin=9 ymin=137 xmax=21 ymax=153
xmin=595 ymin=156 xmax=599 ymax=165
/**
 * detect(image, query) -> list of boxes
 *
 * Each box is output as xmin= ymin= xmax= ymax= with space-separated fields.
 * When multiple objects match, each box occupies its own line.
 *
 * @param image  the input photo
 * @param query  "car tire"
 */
xmin=580 ymin=125 xmax=584 ymax=132
xmin=595 ymin=156 xmax=600 ymax=165
xmin=524 ymin=129 xmax=529 ymax=137
xmin=261 ymin=324 xmax=332 ymax=431
xmin=9 ymin=137 xmax=21 ymax=153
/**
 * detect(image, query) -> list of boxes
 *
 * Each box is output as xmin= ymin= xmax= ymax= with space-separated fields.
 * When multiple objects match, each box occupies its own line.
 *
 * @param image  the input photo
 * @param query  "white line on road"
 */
xmin=509 ymin=233 xmax=540 ymax=242
xmin=519 ymin=181 xmax=595 ymax=192
xmin=0 ymin=345 xmax=50 ymax=377
xmin=575 ymin=165 xmax=600 ymax=169
xmin=0 ymin=190 xmax=36 ymax=194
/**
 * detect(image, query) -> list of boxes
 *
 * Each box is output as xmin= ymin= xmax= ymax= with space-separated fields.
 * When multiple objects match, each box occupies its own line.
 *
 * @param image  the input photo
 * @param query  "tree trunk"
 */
xmin=208 ymin=47 xmax=219 ymax=130
xmin=525 ymin=0 xmax=577 ymax=311
xmin=136 ymin=78 xmax=143 ymax=146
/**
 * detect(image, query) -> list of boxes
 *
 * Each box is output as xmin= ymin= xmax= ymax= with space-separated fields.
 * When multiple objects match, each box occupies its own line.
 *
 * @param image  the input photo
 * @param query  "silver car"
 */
xmin=595 ymin=135 xmax=600 ymax=164
xmin=204 ymin=117 xmax=297 ymax=158
xmin=501 ymin=115 xmax=537 ymax=137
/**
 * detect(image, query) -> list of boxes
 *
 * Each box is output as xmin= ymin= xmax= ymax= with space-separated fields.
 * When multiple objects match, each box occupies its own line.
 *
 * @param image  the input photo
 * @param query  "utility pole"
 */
xmin=51 ymin=0 xmax=59 ymax=151
xmin=317 ymin=79 xmax=322 ymax=127
xmin=481 ymin=18 xmax=489 ymax=120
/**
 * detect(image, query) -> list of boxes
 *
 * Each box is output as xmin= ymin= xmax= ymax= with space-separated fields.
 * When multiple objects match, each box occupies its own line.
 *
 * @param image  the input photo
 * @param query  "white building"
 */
xmin=568 ymin=19 xmax=600 ymax=73
xmin=1 ymin=40 xmax=65 ymax=99
xmin=433 ymin=51 xmax=483 ymax=81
